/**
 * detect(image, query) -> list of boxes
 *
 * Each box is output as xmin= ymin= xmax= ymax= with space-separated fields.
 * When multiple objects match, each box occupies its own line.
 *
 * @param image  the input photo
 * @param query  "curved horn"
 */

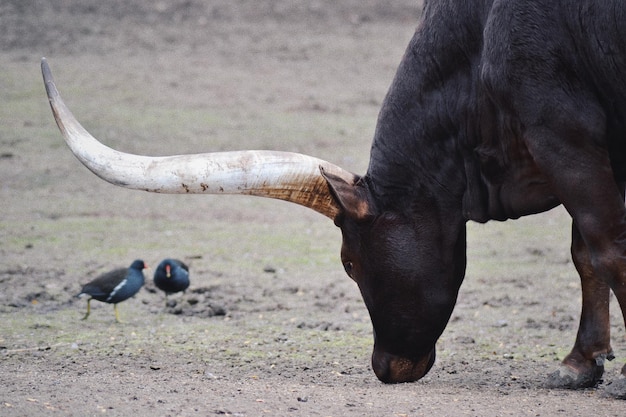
xmin=41 ymin=58 xmax=358 ymax=220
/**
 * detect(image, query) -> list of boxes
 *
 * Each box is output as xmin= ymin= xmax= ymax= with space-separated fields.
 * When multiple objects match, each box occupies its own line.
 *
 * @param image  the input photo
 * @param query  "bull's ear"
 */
xmin=320 ymin=166 xmax=376 ymax=223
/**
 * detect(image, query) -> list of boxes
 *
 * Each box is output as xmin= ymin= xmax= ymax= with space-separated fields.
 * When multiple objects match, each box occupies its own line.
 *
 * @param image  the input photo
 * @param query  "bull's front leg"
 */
xmin=605 ymin=184 xmax=626 ymax=399
xmin=481 ymin=23 xmax=626 ymax=395
xmin=547 ymin=222 xmax=613 ymax=389
xmin=526 ymin=123 xmax=626 ymax=397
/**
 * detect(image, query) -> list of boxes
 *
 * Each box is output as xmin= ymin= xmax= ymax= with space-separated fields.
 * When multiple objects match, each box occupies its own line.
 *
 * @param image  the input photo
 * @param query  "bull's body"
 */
xmin=329 ymin=0 xmax=626 ymax=387
xmin=373 ymin=0 xmax=625 ymax=222
xmin=42 ymin=0 xmax=626 ymax=396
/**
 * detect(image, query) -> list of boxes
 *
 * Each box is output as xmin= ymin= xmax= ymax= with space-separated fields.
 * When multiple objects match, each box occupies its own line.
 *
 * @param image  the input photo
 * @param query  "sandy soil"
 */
xmin=1 ymin=1 xmax=625 ymax=416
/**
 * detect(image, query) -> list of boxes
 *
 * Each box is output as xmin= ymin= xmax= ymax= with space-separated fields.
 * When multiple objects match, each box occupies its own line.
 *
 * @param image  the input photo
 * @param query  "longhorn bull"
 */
xmin=42 ymin=0 xmax=626 ymax=395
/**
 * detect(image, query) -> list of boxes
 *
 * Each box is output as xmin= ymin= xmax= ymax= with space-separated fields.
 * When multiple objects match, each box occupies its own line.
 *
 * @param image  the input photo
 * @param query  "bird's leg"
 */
xmin=114 ymin=304 xmax=123 ymax=323
xmin=82 ymin=299 xmax=91 ymax=320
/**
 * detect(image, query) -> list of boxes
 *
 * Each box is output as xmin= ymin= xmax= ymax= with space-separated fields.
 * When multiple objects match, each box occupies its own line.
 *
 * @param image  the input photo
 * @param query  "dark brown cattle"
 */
xmin=42 ymin=0 xmax=626 ymax=397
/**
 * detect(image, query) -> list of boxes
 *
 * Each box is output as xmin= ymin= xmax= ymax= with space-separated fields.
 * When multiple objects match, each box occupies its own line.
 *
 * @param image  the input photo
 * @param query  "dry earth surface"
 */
xmin=1 ymin=1 xmax=625 ymax=416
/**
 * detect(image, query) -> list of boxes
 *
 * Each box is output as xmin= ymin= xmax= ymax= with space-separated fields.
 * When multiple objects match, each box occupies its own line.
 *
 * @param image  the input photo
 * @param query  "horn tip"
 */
xmin=41 ymin=57 xmax=58 ymax=99
xmin=41 ymin=57 xmax=50 ymax=75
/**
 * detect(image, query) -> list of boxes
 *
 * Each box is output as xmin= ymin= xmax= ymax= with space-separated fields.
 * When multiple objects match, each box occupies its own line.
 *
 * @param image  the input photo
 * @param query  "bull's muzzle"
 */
xmin=371 ymin=347 xmax=436 ymax=383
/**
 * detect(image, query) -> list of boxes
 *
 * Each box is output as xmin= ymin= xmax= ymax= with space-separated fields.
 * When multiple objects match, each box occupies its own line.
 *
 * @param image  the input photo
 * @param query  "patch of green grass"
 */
xmin=1 ymin=305 xmax=370 ymax=372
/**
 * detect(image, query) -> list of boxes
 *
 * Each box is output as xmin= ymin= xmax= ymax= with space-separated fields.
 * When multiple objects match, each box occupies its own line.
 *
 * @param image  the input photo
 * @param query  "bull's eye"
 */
xmin=343 ymin=261 xmax=354 ymax=277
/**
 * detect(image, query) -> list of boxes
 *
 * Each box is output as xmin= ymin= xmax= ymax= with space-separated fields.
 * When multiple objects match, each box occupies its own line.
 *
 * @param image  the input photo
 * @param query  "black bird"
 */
xmin=153 ymin=259 xmax=190 ymax=303
xmin=77 ymin=259 xmax=147 ymax=322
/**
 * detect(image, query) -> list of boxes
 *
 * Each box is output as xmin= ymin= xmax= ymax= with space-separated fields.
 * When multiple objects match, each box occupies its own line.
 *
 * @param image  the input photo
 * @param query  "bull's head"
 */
xmin=42 ymin=58 xmax=465 ymax=383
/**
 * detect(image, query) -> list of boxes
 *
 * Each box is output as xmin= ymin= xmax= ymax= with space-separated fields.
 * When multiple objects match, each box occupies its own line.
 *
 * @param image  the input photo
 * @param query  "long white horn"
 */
xmin=41 ymin=58 xmax=357 ymax=220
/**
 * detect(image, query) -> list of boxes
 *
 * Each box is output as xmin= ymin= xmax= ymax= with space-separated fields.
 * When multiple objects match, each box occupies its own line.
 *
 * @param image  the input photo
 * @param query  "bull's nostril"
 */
xmin=371 ymin=350 xmax=394 ymax=383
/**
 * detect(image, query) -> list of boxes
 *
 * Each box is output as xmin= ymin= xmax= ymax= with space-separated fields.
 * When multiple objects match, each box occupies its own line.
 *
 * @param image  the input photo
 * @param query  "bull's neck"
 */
xmin=366 ymin=104 xmax=467 ymax=213
xmin=366 ymin=3 xmax=486 ymax=218
xmin=366 ymin=10 xmax=556 ymax=224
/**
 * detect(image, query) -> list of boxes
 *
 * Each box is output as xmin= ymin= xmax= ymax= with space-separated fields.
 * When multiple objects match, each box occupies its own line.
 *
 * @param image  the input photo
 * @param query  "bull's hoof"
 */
xmin=546 ymin=364 xmax=603 ymax=389
xmin=605 ymin=376 xmax=626 ymax=400
xmin=547 ymin=352 xmax=613 ymax=389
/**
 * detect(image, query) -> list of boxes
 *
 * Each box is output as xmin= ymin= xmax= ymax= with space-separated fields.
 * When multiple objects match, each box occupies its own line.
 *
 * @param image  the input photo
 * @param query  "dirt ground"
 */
xmin=1 ymin=1 xmax=626 ymax=416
